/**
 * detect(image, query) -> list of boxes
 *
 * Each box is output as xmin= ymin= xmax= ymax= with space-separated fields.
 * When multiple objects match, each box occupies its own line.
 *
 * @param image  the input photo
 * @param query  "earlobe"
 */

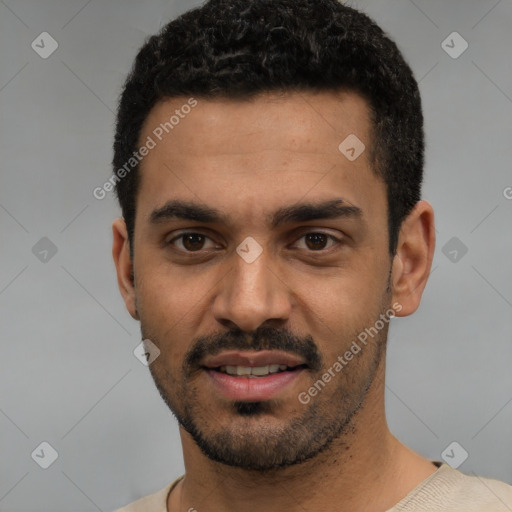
xmin=112 ymin=218 xmax=139 ymax=320
xmin=391 ymin=201 xmax=435 ymax=317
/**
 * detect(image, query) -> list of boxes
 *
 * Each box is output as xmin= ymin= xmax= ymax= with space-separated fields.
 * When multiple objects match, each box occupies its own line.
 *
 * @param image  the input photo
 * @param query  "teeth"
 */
xmin=251 ymin=366 xmax=269 ymax=376
xmin=219 ymin=365 xmax=290 ymax=376
xmin=236 ymin=366 xmax=252 ymax=376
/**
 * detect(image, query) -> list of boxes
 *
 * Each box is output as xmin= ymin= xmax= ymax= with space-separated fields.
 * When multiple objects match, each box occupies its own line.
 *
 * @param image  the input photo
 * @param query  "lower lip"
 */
xmin=205 ymin=368 xmax=305 ymax=401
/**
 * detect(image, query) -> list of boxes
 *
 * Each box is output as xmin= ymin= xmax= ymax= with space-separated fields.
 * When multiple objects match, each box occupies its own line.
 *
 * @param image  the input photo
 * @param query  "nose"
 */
xmin=212 ymin=246 xmax=292 ymax=332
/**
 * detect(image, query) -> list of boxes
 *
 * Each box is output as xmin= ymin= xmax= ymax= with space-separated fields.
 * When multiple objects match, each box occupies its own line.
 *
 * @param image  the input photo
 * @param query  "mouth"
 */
xmin=201 ymin=351 xmax=308 ymax=401
xmin=212 ymin=363 xmax=307 ymax=377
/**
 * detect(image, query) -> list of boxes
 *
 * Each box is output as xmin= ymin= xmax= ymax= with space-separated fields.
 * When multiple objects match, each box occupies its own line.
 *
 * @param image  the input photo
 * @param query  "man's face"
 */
xmin=130 ymin=91 xmax=393 ymax=470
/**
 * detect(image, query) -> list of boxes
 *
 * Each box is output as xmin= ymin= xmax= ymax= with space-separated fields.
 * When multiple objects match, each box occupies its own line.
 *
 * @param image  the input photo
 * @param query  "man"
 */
xmin=111 ymin=0 xmax=512 ymax=510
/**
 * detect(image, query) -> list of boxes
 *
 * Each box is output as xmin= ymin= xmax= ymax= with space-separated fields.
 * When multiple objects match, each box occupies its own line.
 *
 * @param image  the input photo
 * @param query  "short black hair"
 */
xmin=113 ymin=0 xmax=424 ymax=255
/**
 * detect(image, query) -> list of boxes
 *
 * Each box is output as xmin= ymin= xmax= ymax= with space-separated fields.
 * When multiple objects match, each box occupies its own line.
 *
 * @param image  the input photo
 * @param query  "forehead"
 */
xmin=135 ymin=90 xmax=386 ymax=227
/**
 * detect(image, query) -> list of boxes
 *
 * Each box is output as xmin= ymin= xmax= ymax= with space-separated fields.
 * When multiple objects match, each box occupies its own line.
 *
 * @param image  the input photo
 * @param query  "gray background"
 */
xmin=1 ymin=0 xmax=511 ymax=510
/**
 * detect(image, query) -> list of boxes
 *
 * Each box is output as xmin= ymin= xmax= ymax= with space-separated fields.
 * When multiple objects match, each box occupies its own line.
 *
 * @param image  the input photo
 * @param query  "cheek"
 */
xmin=136 ymin=262 xmax=205 ymax=318
xmin=284 ymin=262 xmax=389 ymax=353
xmin=135 ymin=267 xmax=206 ymax=361
xmin=291 ymin=251 xmax=386 ymax=305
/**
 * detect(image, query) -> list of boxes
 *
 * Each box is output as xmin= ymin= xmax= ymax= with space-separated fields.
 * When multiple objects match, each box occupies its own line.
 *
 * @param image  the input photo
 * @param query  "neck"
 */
xmin=169 ymin=359 xmax=436 ymax=512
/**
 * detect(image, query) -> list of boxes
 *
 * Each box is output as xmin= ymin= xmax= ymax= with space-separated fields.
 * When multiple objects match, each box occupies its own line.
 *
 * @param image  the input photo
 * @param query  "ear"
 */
xmin=391 ymin=200 xmax=436 ymax=316
xmin=112 ymin=217 xmax=139 ymax=320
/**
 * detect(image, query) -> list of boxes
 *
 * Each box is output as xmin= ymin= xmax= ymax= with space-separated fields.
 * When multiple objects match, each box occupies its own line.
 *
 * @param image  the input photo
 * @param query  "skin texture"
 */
xmin=112 ymin=90 xmax=437 ymax=512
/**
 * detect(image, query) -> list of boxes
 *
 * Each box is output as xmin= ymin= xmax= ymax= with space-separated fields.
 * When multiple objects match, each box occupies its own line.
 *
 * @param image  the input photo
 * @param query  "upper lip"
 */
xmin=202 ymin=350 xmax=307 ymax=369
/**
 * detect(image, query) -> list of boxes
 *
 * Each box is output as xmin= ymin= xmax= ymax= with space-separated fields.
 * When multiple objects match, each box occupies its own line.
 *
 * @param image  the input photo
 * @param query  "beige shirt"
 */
xmin=114 ymin=463 xmax=512 ymax=511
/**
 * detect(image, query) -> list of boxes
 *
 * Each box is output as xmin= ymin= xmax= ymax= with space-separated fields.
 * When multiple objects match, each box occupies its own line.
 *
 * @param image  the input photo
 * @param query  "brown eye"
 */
xmin=292 ymin=232 xmax=340 ymax=251
xmin=170 ymin=233 xmax=216 ymax=252
xmin=182 ymin=234 xmax=205 ymax=251
xmin=304 ymin=233 xmax=328 ymax=250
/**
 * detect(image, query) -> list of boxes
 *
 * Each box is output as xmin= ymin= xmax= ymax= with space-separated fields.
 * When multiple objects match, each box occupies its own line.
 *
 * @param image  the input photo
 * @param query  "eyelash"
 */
xmin=167 ymin=231 xmax=342 ymax=253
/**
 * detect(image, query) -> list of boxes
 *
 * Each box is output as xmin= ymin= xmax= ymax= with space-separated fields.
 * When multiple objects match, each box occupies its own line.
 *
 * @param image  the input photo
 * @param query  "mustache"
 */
xmin=184 ymin=326 xmax=322 ymax=374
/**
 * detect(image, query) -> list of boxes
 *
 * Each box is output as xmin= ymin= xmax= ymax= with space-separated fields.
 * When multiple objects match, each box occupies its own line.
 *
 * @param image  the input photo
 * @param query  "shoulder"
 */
xmin=113 ymin=475 xmax=184 ymax=512
xmin=391 ymin=464 xmax=512 ymax=511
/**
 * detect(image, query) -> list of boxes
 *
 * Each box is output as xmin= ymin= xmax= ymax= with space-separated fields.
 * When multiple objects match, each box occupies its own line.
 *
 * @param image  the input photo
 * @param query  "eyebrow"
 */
xmin=150 ymin=200 xmax=225 ymax=224
xmin=270 ymin=199 xmax=362 ymax=227
xmin=149 ymin=198 xmax=362 ymax=227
